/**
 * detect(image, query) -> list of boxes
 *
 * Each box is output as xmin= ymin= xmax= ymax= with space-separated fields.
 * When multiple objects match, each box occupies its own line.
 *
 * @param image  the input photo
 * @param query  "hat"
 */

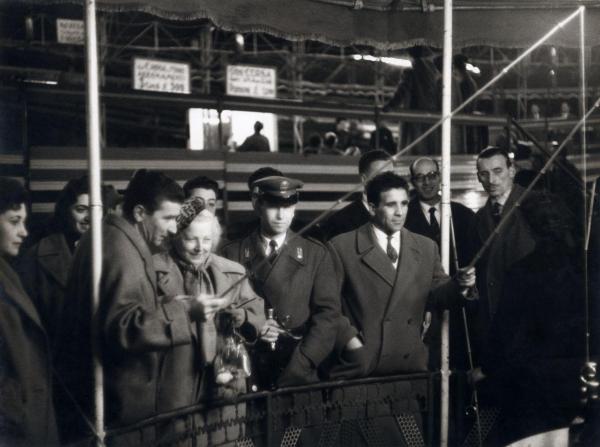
xmin=177 ymin=196 xmax=206 ymax=231
xmin=252 ymin=176 xmax=303 ymax=204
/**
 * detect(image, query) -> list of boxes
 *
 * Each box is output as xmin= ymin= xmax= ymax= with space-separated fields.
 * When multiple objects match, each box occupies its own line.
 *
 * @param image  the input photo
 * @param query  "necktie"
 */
xmin=492 ymin=202 xmax=502 ymax=224
xmin=429 ymin=207 xmax=440 ymax=241
xmin=386 ymin=235 xmax=398 ymax=264
xmin=267 ymin=239 xmax=279 ymax=264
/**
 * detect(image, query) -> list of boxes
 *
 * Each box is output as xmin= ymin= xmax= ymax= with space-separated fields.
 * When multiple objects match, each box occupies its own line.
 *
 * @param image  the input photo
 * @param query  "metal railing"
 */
xmin=100 ymin=373 xmax=436 ymax=447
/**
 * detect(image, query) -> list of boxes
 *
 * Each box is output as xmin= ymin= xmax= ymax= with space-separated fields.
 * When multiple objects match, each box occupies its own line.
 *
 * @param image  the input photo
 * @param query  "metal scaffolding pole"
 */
xmin=440 ymin=1 xmax=453 ymax=446
xmin=84 ymin=0 xmax=105 ymax=444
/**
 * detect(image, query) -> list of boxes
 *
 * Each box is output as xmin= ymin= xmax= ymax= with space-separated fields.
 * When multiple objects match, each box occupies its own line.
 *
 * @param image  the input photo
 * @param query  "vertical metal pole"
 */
xmin=84 ymin=0 xmax=105 ymax=445
xmin=579 ymin=6 xmax=590 ymax=363
xmin=440 ymin=0 xmax=453 ymax=446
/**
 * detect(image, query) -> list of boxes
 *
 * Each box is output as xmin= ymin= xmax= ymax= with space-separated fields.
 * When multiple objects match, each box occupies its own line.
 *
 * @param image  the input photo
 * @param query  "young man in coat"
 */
xmin=329 ymin=172 xmax=475 ymax=377
xmin=221 ymin=176 xmax=342 ymax=389
xmin=56 ymin=170 xmax=211 ymax=444
xmin=0 ymin=177 xmax=59 ymax=447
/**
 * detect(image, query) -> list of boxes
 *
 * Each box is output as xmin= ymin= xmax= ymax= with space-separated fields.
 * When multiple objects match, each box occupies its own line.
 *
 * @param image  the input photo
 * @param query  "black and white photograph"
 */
xmin=1 ymin=1 xmax=600 ymax=446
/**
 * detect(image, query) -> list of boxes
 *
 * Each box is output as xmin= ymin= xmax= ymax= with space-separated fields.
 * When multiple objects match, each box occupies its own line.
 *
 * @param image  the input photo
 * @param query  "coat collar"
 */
xmin=37 ymin=232 xmax=72 ymax=287
xmin=0 ymin=256 xmax=44 ymax=330
xmin=355 ymin=223 xmax=397 ymax=287
xmin=107 ymin=214 xmax=157 ymax=294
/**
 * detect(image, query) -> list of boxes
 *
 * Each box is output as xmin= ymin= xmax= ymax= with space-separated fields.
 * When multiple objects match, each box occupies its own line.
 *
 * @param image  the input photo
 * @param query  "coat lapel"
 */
xmin=153 ymin=252 xmax=183 ymax=297
xmin=356 ymin=224 xmax=396 ymax=288
xmin=0 ymin=257 xmax=45 ymax=330
xmin=384 ymin=229 xmax=422 ymax=317
xmin=37 ymin=233 xmax=72 ymax=287
xmin=108 ymin=215 xmax=157 ymax=295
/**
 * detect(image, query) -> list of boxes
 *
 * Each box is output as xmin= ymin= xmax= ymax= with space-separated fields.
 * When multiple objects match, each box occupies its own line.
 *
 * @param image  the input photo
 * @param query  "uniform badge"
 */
xmin=296 ymin=247 xmax=303 ymax=260
xmin=244 ymin=248 xmax=250 ymax=259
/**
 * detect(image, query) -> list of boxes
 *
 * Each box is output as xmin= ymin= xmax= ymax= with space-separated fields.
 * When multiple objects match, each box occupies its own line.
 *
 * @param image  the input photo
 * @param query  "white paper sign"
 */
xmin=226 ymin=65 xmax=276 ymax=99
xmin=133 ymin=58 xmax=190 ymax=94
xmin=56 ymin=19 xmax=84 ymax=45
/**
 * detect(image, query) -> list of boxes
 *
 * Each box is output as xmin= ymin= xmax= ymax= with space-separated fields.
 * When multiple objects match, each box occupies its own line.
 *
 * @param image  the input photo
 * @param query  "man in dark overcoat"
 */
xmin=469 ymin=147 xmax=536 ymax=369
xmin=221 ymin=176 xmax=342 ymax=388
xmin=404 ymin=157 xmax=476 ymax=370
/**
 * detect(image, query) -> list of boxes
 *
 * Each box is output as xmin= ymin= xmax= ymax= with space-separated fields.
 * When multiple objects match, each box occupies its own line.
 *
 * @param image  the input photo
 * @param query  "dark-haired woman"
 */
xmin=0 ymin=177 xmax=59 ymax=446
xmin=21 ymin=175 xmax=90 ymax=346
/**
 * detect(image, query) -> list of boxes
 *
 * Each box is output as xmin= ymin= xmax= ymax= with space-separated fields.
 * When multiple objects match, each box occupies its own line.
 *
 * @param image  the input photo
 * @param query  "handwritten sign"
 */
xmin=133 ymin=58 xmax=190 ymax=95
xmin=226 ymin=65 xmax=276 ymax=99
xmin=56 ymin=19 xmax=84 ymax=45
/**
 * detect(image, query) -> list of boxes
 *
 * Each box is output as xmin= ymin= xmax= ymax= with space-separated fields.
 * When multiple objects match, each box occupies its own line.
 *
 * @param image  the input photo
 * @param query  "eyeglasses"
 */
xmin=412 ymin=171 xmax=440 ymax=183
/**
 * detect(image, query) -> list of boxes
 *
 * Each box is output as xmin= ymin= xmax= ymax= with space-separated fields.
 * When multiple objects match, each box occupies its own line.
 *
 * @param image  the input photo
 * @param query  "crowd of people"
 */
xmin=0 ymin=145 xmax=592 ymax=447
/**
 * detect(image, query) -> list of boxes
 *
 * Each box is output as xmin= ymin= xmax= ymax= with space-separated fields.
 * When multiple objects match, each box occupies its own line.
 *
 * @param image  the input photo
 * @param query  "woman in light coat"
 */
xmin=152 ymin=204 xmax=265 ymax=446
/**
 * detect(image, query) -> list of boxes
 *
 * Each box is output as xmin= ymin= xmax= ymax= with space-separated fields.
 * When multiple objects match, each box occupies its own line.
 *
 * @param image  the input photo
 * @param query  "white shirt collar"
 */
xmin=261 ymin=232 xmax=287 ymax=255
xmin=371 ymin=224 xmax=400 ymax=268
xmin=419 ymin=200 xmax=440 ymax=224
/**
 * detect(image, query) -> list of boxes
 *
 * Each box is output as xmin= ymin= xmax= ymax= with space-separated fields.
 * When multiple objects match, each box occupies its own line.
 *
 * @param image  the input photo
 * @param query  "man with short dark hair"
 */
xmin=329 ymin=171 xmax=475 ymax=378
xmin=319 ymin=149 xmax=394 ymax=240
xmin=183 ymin=175 xmax=219 ymax=215
xmin=56 ymin=170 xmax=209 ymax=444
xmin=221 ymin=176 xmax=341 ymax=388
xmin=470 ymin=147 xmax=536 ymax=373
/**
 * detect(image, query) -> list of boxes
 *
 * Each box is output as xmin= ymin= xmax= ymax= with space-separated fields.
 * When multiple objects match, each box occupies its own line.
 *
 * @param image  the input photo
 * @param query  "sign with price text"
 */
xmin=226 ymin=65 xmax=276 ymax=99
xmin=133 ymin=58 xmax=190 ymax=94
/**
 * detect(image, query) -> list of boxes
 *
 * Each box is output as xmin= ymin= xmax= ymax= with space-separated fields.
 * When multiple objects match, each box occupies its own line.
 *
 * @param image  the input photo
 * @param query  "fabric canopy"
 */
xmin=8 ymin=0 xmax=600 ymax=49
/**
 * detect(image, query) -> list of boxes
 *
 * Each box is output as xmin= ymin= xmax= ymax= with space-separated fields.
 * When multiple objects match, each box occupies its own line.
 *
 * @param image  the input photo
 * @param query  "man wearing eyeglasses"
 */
xmin=404 ymin=157 xmax=477 ymax=373
xmin=405 ymin=157 xmax=476 ymax=272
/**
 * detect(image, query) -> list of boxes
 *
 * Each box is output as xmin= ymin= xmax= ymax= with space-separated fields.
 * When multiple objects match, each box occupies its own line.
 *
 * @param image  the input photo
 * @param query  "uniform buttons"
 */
xmin=407 ymin=318 xmax=413 ymax=324
xmin=403 ymin=353 xmax=410 ymax=359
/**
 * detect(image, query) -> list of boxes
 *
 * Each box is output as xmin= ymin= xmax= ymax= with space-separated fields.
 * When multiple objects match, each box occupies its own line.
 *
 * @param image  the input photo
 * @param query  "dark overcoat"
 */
xmin=220 ymin=230 xmax=340 ymax=386
xmin=20 ymin=232 xmax=73 ymax=345
xmin=470 ymin=185 xmax=536 ymax=356
xmin=329 ymin=224 xmax=461 ymax=376
xmin=404 ymin=198 xmax=476 ymax=271
xmin=481 ymin=248 xmax=585 ymax=445
xmin=0 ymin=256 xmax=59 ymax=447
xmin=56 ymin=214 xmax=196 ymax=442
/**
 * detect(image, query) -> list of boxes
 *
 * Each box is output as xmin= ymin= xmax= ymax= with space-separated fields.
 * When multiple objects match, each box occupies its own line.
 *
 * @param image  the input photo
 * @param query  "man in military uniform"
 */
xmin=220 ymin=176 xmax=341 ymax=389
